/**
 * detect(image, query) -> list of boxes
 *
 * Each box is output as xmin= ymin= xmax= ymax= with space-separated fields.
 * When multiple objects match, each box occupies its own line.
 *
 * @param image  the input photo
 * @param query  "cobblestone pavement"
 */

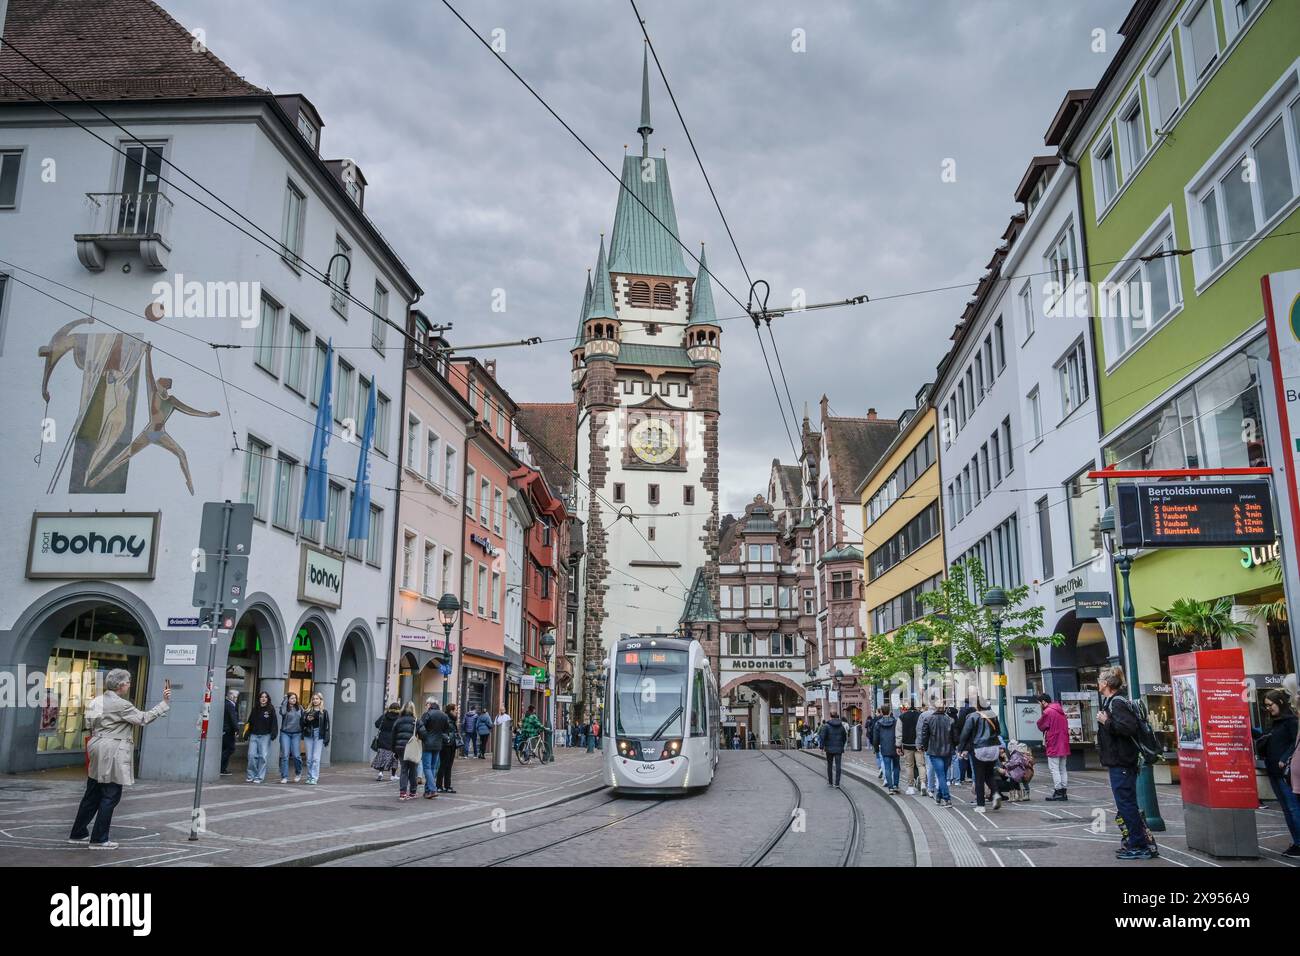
xmin=0 ymin=749 xmax=606 ymax=867
xmin=837 ymin=748 xmax=1299 ymax=869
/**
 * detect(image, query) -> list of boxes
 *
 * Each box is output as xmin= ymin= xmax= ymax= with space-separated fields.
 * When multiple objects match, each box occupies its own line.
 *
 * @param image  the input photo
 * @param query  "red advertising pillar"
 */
xmin=1168 ymin=648 xmax=1258 ymax=858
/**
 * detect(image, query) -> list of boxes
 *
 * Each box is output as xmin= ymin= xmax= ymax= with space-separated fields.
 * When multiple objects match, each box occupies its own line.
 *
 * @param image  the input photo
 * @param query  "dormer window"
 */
xmin=297 ymin=111 xmax=318 ymax=149
xmin=345 ymin=177 xmax=362 ymax=205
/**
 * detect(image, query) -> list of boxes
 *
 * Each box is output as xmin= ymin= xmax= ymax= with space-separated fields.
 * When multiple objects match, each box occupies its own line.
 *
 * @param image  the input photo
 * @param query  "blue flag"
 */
xmin=347 ymin=378 xmax=376 ymax=541
xmin=301 ymin=338 xmax=334 ymax=524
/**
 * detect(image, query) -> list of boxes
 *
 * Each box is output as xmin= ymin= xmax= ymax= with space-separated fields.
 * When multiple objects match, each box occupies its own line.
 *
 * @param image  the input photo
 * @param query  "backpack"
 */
xmin=1130 ymin=698 xmax=1165 ymax=766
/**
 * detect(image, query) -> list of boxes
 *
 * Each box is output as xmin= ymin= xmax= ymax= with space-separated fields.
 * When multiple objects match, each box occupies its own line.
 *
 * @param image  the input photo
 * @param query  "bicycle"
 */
xmin=515 ymin=732 xmax=545 ymax=763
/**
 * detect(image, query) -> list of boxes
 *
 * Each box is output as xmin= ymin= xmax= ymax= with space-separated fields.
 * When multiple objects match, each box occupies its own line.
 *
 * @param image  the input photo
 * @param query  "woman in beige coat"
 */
xmin=68 ymin=668 xmax=170 ymax=849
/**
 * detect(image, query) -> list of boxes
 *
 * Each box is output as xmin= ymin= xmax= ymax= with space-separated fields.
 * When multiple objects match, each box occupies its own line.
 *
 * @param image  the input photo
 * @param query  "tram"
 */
xmin=602 ymin=636 xmax=720 ymax=794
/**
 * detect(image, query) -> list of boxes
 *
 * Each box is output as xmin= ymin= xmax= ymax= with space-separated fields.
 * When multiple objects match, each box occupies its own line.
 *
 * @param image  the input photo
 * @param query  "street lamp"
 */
xmin=981 ymin=587 xmax=1010 ymax=740
xmin=435 ymin=593 xmax=460 ymax=710
xmin=541 ymin=631 xmax=556 ymax=763
xmin=1099 ymin=506 xmax=1166 ymax=831
xmin=584 ymin=660 xmax=598 ymax=754
xmin=916 ymin=631 xmax=933 ymax=700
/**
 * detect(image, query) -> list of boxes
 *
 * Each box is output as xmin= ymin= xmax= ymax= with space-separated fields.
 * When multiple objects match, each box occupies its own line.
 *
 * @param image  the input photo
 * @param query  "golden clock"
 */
xmin=629 ymin=417 xmax=679 ymax=465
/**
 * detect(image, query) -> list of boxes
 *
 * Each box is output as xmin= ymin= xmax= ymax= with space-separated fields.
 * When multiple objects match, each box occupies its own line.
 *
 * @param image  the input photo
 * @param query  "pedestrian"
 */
xmin=462 ymin=706 xmax=477 ymax=757
xmin=1096 ymin=665 xmax=1158 ymax=859
xmin=731 ymin=732 xmax=740 ymax=750
xmin=220 ymin=688 xmax=239 ymax=776
xmin=475 ymin=706 xmax=493 ymax=758
xmin=438 ymin=704 xmax=460 ymax=793
xmin=419 ymin=699 xmax=452 ymax=798
xmin=919 ymin=700 xmax=956 ymax=807
xmin=955 ymin=695 xmax=976 ymax=784
xmin=393 ymin=701 xmax=419 ymax=801
xmin=1253 ymin=689 xmax=1299 ymax=856
xmin=871 ymin=705 xmax=901 ymax=793
xmin=1036 ymin=692 xmax=1071 ymax=801
xmin=244 ymin=691 xmax=277 ymax=783
xmin=916 ymin=700 xmax=940 ymax=795
xmin=957 ymin=697 xmax=1002 ymax=813
xmin=944 ymin=706 xmax=961 ymax=786
xmin=1001 ymin=741 xmax=1035 ymax=801
xmin=748 ymin=730 xmax=757 ymax=751
xmin=898 ymin=700 xmax=926 ymax=796
xmin=818 ymin=711 xmax=847 ymax=787
xmin=278 ymin=691 xmax=304 ymax=784
xmin=301 ymin=692 xmax=330 ymax=785
xmin=591 ymin=716 xmax=602 ymax=750
xmin=372 ymin=701 xmax=401 ymax=781
xmin=68 ymin=669 xmax=170 ymax=850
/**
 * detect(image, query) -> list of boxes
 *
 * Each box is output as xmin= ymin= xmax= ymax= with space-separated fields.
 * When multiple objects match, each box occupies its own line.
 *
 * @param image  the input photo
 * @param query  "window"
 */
xmin=444 ymin=446 xmax=457 ymax=497
xmin=980 ymin=444 xmax=991 ymax=493
xmin=1065 ymin=467 xmax=1102 ymax=567
xmin=1105 ymin=218 xmax=1180 ymax=360
xmin=492 ymin=488 xmax=503 ymax=533
xmin=372 ymin=283 xmax=388 ymax=353
xmin=991 ymin=429 xmax=1003 ymax=485
xmin=1094 ymin=135 xmax=1119 ymax=208
xmin=283 ymin=318 xmax=308 ymax=394
xmin=462 ymin=557 xmax=472 ymax=608
xmin=0 ymin=149 xmax=23 ymax=210
xmin=496 ymin=405 xmax=506 ymax=439
xmin=355 ymin=374 xmax=370 ymax=433
xmin=491 ymin=571 xmax=500 ymax=620
xmin=1229 ymin=0 xmax=1261 ymax=32
xmin=281 ymin=180 xmax=305 ymax=267
xmin=465 ymin=466 xmax=476 ymax=516
xmin=802 ymin=538 xmax=813 ymax=564
xmin=310 ymin=339 xmax=329 ymax=406
xmin=965 ymin=368 xmax=975 ymax=412
xmin=1057 ymin=341 xmax=1089 ymax=417
xmin=956 ymin=513 xmax=1022 ymax=590
xmin=330 ymin=236 xmax=350 ymax=316
xmin=1028 ymin=387 xmax=1043 ymax=443
xmin=971 ymin=454 xmax=982 ymax=503
xmin=366 ymin=504 xmax=383 ymax=565
xmin=1018 ymin=282 xmax=1034 ymax=342
xmin=1036 ymin=496 xmax=1054 ymax=581
xmin=477 ymin=564 xmax=488 ymax=617
xmin=242 ymin=437 xmax=270 ymax=519
xmin=426 ymin=430 xmax=440 ymax=481
xmin=1147 ymin=43 xmax=1181 ymax=132
xmin=1001 ymin=418 xmax=1013 ymax=475
xmin=866 ymin=502 xmax=939 ymax=581
xmin=297 ymin=110 xmax=318 ymax=148
xmin=273 ymin=453 xmax=297 ymax=531
xmin=983 ymin=335 xmax=994 ymax=386
xmin=326 ymin=481 xmax=345 ymax=552
xmin=375 ymin=392 xmax=391 ymax=456
xmin=957 ymin=381 xmax=967 ymax=427
xmin=254 ymin=295 xmax=280 ymax=375
xmin=647 ymin=527 xmax=656 ymax=541
xmin=629 ymin=281 xmax=651 ymax=306
xmin=480 ymin=478 xmax=491 ymax=526
xmin=1047 ymin=223 xmax=1078 ymax=295
xmin=441 ymin=549 xmax=453 ymax=596
xmin=993 ymin=318 xmax=1006 ymax=372
xmin=946 ymin=484 xmax=957 ymax=529
xmin=1181 ymin=0 xmax=1220 ymax=88
xmin=652 ymin=283 xmax=673 ymax=307
xmin=346 ymin=494 xmax=365 ymax=559
xmin=334 ymin=359 xmax=354 ymax=426
xmin=974 ymin=352 xmax=985 ymax=402
xmin=1120 ymin=96 xmax=1147 ymax=178
xmin=613 ymin=483 xmax=625 ymax=503
xmin=648 ymin=484 xmax=660 ymax=505
xmin=683 ymin=485 xmax=695 ymax=505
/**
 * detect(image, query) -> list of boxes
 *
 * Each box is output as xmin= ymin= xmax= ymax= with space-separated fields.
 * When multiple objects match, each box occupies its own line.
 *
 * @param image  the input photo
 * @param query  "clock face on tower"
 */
xmin=629 ymin=416 xmax=680 ymax=465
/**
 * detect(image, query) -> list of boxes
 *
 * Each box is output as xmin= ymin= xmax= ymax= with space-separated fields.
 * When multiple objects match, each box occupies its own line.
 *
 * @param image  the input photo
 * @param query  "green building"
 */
xmin=1063 ymin=0 xmax=1299 ymax=693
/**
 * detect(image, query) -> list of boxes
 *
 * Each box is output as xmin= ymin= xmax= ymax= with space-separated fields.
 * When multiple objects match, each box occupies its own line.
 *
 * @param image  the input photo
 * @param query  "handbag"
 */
xmin=402 ymin=735 xmax=422 ymax=763
xmin=370 ymin=735 xmax=380 ymax=753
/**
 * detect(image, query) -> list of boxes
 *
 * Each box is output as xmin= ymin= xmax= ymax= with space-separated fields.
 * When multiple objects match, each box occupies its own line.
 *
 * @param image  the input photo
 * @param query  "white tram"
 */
xmin=602 ymin=636 xmax=720 ymax=794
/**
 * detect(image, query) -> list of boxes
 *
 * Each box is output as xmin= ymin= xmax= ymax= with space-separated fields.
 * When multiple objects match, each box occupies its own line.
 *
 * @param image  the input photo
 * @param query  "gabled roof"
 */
xmin=824 ymin=416 xmax=899 ymax=500
xmin=608 ymin=154 xmax=694 ymax=279
xmin=585 ymin=236 xmax=616 ymax=322
xmin=514 ymin=403 xmax=578 ymax=498
xmin=0 ymin=0 xmax=265 ymax=102
xmin=679 ymin=567 xmax=719 ymax=625
xmin=687 ymin=245 xmax=717 ymax=326
xmin=775 ymin=462 xmax=803 ymax=504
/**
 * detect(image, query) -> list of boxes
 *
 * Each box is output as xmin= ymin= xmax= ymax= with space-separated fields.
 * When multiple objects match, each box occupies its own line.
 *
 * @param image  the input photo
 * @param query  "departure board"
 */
xmin=1115 ymin=481 xmax=1276 ymax=548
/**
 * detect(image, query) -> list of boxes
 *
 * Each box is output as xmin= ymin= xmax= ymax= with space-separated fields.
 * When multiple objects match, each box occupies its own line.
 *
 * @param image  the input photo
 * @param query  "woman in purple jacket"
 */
xmin=1036 ymin=693 xmax=1071 ymax=801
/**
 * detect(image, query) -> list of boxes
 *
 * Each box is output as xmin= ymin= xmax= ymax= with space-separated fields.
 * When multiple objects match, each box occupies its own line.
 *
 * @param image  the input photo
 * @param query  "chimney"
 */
xmin=819 ymin=395 xmax=830 ymax=421
xmin=484 ymin=359 xmax=497 ymax=379
xmin=867 ymin=408 xmax=877 ymax=420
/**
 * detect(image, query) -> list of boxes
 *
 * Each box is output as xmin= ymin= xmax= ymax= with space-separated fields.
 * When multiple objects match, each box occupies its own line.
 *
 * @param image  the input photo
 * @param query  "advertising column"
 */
xmin=1169 ymin=648 xmax=1258 ymax=858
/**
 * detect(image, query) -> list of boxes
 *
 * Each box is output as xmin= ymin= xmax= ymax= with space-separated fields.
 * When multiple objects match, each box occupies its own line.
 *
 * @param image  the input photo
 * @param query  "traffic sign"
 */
xmin=1116 ymin=481 xmax=1275 ymax=548
xmin=439 ymin=663 xmax=452 ymax=677
xmin=193 ymin=554 xmax=248 ymax=608
xmin=198 ymin=501 xmax=254 ymax=557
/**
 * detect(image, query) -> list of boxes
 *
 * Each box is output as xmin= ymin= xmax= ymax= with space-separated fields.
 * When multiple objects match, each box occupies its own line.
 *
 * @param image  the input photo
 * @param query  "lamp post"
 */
xmin=916 ymin=632 xmax=933 ymax=705
xmin=584 ymin=660 xmax=597 ymax=754
xmin=436 ymin=593 xmax=461 ymax=710
xmin=541 ymin=631 xmax=556 ymax=763
xmin=981 ymin=588 xmax=1009 ymax=740
xmin=1099 ymin=506 xmax=1166 ymax=831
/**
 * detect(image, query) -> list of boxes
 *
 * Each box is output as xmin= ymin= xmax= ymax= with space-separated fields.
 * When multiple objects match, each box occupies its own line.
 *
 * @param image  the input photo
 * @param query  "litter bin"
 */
xmin=492 ymin=719 xmax=512 ymax=770
xmin=850 ymin=724 xmax=863 ymax=751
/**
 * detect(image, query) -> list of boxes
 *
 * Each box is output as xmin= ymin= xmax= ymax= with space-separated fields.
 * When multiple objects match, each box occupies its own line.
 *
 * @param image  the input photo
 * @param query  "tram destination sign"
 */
xmin=1116 ymin=481 xmax=1275 ymax=548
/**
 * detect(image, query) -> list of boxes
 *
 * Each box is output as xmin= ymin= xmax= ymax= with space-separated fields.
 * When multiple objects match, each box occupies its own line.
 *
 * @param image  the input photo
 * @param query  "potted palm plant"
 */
xmin=1154 ymin=596 xmax=1254 ymax=652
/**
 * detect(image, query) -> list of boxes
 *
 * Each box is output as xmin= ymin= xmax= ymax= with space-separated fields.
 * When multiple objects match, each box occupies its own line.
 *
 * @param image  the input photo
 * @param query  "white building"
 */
xmin=0 ymin=0 xmax=419 ymax=780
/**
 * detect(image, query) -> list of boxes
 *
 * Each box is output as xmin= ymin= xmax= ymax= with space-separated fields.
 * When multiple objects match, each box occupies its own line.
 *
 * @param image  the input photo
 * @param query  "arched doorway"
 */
xmin=720 ymin=673 xmax=807 ymax=749
xmin=334 ymin=624 xmax=376 ymax=762
xmin=397 ymin=652 xmax=419 ymax=707
xmin=2 ymin=585 xmax=157 ymax=776
xmin=223 ymin=600 xmax=285 ymax=777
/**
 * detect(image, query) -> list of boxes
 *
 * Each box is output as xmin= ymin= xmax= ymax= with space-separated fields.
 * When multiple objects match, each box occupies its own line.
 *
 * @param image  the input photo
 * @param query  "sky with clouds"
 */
xmin=166 ymin=0 xmax=1132 ymax=515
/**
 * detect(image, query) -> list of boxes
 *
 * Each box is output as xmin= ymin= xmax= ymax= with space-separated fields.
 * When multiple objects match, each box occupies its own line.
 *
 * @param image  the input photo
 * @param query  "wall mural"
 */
xmin=37 ymin=314 xmax=218 ymax=495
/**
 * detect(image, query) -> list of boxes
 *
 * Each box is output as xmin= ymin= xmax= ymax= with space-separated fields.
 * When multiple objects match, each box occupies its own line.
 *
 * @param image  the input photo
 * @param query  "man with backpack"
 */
xmin=898 ymin=700 xmax=926 ymax=796
xmin=871 ymin=705 xmax=900 ymax=794
xmin=818 ymin=711 xmax=848 ymax=787
xmin=1097 ymin=665 xmax=1158 ymax=860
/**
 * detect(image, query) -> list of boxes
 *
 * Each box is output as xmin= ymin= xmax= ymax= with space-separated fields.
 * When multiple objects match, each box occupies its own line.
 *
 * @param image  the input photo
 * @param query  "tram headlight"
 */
xmin=617 ymin=738 xmax=639 ymax=759
xmin=660 ymin=739 xmax=682 ymax=760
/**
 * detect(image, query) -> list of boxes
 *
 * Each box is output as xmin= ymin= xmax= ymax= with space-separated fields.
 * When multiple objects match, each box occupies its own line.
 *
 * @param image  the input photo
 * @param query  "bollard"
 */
xmin=492 ymin=718 xmax=512 ymax=770
xmin=850 ymin=724 xmax=863 ymax=752
xmin=586 ymin=729 xmax=594 ymax=754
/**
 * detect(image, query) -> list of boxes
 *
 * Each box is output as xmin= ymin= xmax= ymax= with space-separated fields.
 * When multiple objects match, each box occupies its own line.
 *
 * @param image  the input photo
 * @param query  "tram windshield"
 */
xmin=614 ymin=649 xmax=688 ymax=739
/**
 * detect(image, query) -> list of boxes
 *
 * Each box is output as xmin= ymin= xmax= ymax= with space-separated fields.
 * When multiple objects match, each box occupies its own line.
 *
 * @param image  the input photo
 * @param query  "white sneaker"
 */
xmin=905 ymin=787 xmax=916 ymax=796
xmin=88 ymin=841 xmax=120 ymax=849
xmin=974 ymin=806 xmax=987 ymax=814
xmin=992 ymin=794 xmax=1003 ymax=810
xmin=279 ymin=777 xmax=288 ymax=784
xmin=293 ymin=775 xmax=302 ymax=783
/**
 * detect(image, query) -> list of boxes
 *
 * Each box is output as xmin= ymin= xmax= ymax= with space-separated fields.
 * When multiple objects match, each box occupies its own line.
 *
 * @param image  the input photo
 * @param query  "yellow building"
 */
xmin=857 ymin=394 xmax=945 ymax=693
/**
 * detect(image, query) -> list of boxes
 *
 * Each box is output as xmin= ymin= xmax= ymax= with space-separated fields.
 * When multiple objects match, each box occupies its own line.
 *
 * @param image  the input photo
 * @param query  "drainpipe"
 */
xmin=383 ymin=296 xmax=419 ymax=706
xmin=456 ymin=420 xmax=472 ymax=715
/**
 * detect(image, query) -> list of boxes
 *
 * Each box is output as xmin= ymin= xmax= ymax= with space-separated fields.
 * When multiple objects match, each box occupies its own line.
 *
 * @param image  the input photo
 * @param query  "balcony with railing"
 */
xmin=76 ymin=191 xmax=174 ymax=271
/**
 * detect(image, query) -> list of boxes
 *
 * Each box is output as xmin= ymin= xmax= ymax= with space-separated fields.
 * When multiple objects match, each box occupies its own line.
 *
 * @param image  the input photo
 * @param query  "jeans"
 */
xmin=928 ymin=755 xmax=951 ymax=801
xmin=304 ymin=734 xmax=325 ymax=783
xmin=462 ymin=729 xmax=472 ymax=757
xmin=247 ymin=733 xmax=271 ymax=782
xmin=1047 ymin=755 xmax=1069 ymax=791
xmin=437 ymin=746 xmax=456 ymax=790
xmin=1268 ymin=771 xmax=1300 ymax=844
xmin=70 ymin=779 xmax=123 ymax=844
xmin=825 ymin=751 xmax=843 ymax=786
xmin=399 ymin=760 xmax=419 ymax=794
xmin=1108 ymin=765 xmax=1151 ymax=849
xmin=880 ymin=754 xmax=900 ymax=790
xmin=279 ymin=731 xmax=302 ymax=778
xmin=477 ymin=733 xmax=489 ymax=757
xmin=957 ymin=753 xmax=972 ymax=782
xmin=421 ymin=748 xmax=441 ymax=794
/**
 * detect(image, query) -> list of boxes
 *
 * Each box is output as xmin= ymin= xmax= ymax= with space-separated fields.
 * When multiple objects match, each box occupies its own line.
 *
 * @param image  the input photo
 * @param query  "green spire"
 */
xmin=573 ymin=269 xmax=592 ymax=348
xmin=585 ymin=236 xmax=616 ymax=322
xmin=637 ymin=44 xmax=653 ymax=158
xmin=688 ymin=244 xmax=717 ymax=326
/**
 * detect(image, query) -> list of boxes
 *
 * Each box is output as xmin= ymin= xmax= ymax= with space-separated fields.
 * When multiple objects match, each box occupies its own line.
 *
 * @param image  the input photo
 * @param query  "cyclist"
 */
xmin=520 ymin=706 xmax=543 ymax=758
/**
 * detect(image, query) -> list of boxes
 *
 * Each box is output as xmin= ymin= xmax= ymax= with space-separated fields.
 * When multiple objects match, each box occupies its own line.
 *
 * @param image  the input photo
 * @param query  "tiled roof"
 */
xmin=825 ymin=416 xmax=899 ymax=500
xmin=514 ymin=403 xmax=577 ymax=497
xmin=0 ymin=0 xmax=266 ymax=103
xmin=616 ymin=344 xmax=693 ymax=368
xmin=608 ymin=154 xmax=694 ymax=279
xmin=777 ymin=463 xmax=803 ymax=504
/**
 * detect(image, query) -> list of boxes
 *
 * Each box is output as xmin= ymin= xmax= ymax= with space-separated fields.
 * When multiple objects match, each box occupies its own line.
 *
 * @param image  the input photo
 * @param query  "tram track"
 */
xmin=750 ymin=749 xmax=860 ymax=867
xmin=787 ymin=747 xmax=862 ymax=866
xmin=746 ymin=751 xmax=802 ymax=867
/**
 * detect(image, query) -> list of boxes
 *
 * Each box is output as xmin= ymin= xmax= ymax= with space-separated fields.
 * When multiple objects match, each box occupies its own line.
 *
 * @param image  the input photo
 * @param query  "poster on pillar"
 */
xmin=1168 ymin=648 xmax=1257 ymax=810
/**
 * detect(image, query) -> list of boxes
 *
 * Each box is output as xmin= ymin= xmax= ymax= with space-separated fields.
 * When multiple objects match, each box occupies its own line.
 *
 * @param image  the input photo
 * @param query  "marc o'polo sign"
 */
xmin=27 ymin=512 xmax=159 ymax=579
xmin=298 ymin=543 xmax=344 ymax=608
